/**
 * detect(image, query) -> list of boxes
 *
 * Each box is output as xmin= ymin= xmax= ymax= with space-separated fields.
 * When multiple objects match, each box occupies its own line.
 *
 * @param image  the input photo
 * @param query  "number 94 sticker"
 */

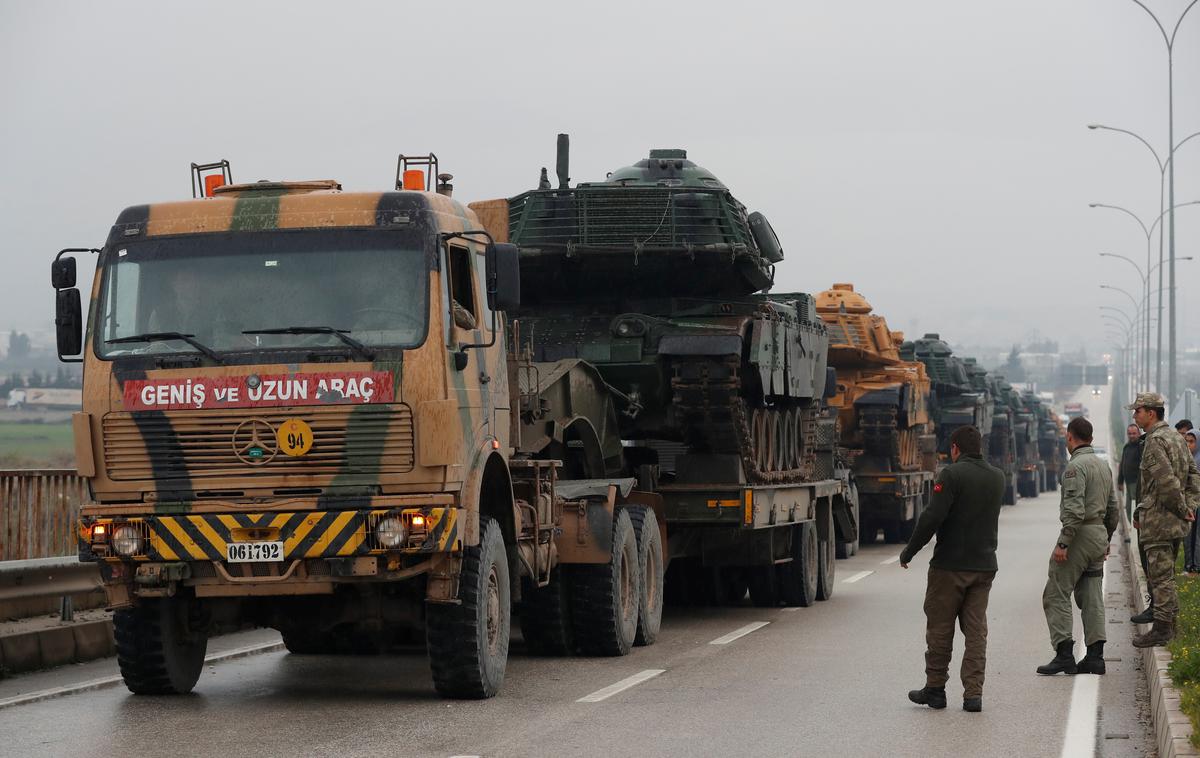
xmin=277 ymin=418 xmax=314 ymax=457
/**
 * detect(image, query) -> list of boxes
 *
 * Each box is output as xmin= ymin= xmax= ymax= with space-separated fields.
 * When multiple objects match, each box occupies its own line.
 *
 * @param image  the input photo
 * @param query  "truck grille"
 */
xmin=102 ymin=404 xmax=414 ymax=481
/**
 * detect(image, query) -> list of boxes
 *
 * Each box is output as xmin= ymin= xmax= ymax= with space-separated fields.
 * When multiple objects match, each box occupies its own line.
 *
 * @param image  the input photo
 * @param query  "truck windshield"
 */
xmin=95 ymin=229 xmax=428 ymax=359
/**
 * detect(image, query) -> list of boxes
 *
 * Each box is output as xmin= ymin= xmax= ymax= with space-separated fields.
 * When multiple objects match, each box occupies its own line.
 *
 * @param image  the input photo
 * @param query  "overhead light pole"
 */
xmin=1126 ymin=0 xmax=1200 ymax=404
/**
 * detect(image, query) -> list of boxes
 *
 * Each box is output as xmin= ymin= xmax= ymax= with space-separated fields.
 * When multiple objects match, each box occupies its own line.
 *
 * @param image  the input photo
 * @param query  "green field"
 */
xmin=0 ymin=421 xmax=75 ymax=467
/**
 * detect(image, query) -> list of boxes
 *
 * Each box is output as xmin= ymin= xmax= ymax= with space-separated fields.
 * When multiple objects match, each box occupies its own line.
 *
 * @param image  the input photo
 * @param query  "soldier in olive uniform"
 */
xmin=1130 ymin=392 xmax=1198 ymax=647
xmin=901 ymin=425 xmax=1006 ymax=713
xmin=1037 ymin=417 xmax=1119 ymax=675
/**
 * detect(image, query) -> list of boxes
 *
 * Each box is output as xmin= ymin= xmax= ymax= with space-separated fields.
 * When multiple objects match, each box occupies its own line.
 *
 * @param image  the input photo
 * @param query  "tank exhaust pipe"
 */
xmin=556 ymin=133 xmax=570 ymax=189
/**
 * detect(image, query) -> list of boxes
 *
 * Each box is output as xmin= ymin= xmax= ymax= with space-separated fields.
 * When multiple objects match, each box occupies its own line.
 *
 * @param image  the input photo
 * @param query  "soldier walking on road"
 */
xmin=1130 ymin=393 xmax=1198 ymax=648
xmin=1037 ymin=417 xmax=1119 ymax=676
xmin=900 ymin=426 xmax=1006 ymax=713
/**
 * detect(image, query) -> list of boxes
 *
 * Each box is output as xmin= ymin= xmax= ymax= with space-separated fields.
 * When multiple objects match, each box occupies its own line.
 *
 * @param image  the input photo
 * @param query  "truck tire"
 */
xmin=1003 ymin=479 xmax=1016 ymax=506
xmin=816 ymin=537 xmax=835 ymax=601
xmin=780 ymin=522 xmax=818 ymax=607
xmin=571 ymin=508 xmax=639 ymax=656
xmin=426 ymin=516 xmax=510 ymax=699
xmin=625 ymin=506 xmax=664 ymax=646
xmin=114 ymin=596 xmax=207 ymax=695
xmin=281 ymin=627 xmax=336 ymax=655
xmin=517 ymin=567 xmax=574 ymax=656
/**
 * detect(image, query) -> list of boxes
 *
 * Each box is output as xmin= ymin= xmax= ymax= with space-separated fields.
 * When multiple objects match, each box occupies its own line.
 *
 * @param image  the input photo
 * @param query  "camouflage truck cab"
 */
xmin=53 ymin=166 xmax=663 ymax=699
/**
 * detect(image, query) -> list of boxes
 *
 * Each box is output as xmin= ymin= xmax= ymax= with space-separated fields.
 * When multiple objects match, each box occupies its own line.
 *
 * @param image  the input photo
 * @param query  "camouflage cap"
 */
xmin=1126 ymin=391 xmax=1166 ymax=410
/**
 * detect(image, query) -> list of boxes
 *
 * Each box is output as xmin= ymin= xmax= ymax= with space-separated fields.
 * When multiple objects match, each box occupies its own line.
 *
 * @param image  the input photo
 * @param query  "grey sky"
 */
xmin=1 ymin=1 xmax=1197 ymax=360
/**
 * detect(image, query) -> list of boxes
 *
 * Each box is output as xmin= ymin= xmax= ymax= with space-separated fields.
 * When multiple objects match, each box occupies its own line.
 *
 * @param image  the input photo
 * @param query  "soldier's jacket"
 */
xmin=1136 ymin=420 xmax=1200 ymax=541
xmin=1057 ymin=445 xmax=1119 ymax=547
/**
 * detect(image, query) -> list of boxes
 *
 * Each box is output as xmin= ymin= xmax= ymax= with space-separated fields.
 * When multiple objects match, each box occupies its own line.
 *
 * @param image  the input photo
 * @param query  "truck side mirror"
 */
xmin=52 ymin=256 xmax=76 ymax=288
xmin=56 ymin=288 xmax=83 ymax=358
xmin=485 ymin=243 xmax=521 ymax=312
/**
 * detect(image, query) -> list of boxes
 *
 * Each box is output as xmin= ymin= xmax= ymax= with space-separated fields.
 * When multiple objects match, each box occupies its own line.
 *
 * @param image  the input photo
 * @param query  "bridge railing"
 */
xmin=1 ymin=468 xmax=88 ymax=561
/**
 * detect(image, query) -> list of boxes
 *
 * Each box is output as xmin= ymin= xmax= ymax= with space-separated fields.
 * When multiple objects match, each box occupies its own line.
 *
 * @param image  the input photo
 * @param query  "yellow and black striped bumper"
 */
xmin=79 ymin=507 xmax=460 ymax=562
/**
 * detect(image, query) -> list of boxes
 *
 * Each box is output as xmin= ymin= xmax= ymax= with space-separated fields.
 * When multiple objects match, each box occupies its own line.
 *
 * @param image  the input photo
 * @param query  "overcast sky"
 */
xmin=2 ymin=0 xmax=1197 ymax=362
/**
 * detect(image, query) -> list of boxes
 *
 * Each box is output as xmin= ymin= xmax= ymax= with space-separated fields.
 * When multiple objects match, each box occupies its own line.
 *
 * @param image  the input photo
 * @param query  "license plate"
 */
xmin=226 ymin=541 xmax=284 ymax=563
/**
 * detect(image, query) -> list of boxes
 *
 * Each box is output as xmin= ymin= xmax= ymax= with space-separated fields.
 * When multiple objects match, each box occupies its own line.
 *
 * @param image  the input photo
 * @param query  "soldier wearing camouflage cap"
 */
xmin=1129 ymin=392 xmax=1200 ymax=647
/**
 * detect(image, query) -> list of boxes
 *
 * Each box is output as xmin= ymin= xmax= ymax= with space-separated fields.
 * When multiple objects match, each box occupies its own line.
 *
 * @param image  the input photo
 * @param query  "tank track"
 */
xmin=670 ymin=356 xmax=835 ymax=484
xmin=859 ymin=407 xmax=927 ymax=472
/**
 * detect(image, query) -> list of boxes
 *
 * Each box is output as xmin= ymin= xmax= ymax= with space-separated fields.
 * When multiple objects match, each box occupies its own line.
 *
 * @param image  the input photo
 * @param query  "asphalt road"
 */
xmin=0 ymin=384 xmax=1156 ymax=758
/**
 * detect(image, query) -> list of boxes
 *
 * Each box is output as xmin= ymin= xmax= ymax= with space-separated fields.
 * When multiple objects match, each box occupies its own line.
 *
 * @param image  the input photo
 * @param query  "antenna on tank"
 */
xmin=556 ymin=134 xmax=570 ymax=189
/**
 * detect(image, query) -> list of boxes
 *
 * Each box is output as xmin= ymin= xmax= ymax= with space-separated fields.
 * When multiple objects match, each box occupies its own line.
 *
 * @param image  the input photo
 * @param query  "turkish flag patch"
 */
xmin=933 ymin=483 xmax=944 ymax=493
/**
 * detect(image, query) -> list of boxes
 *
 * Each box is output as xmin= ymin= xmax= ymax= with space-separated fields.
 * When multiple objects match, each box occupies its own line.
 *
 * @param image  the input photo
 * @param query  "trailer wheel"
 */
xmin=780 ymin=522 xmax=819 ymax=607
xmin=1003 ymin=479 xmax=1017 ymax=506
xmin=114 ymin=596 xmax=207 ymax=695
xmin=859 ymin=516 xmax=878 ymax=547
xmin=571 ymin=508 xmax=639 ymax=656
xmin=517 ymin=567 xmax=574 ymax=656
xmin=837 ymin=486 xmax=860 ymax=559
xmin=281 ymin=627 xmax=336 ymax=655
xmin=625 ymin=506 xmax=664 ymax=646
xmin=716 ymin=567 xmax=749 ymax=605
xmin=816 ymin=533 xmax=835 ymax=601
xmin=426 ymin=516 xmax=510 ymax=699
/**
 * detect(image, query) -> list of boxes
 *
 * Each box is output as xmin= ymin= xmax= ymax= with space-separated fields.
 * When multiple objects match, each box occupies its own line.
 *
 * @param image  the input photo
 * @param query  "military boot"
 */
xmin=1130 ymin=597 xmax=1154 ymax=625
xmin=1132 ymin=620 xmax=1175 ymax=648
xmin=907 ymin=686 xmax=947 ymax=709
xmin=962 ymin=697 xmax=982 ymax=712
xmin=1036 ymin=640 xmax=1078 ymax=675
xmin=1076 ymin=641 xmax=1106 ymax=675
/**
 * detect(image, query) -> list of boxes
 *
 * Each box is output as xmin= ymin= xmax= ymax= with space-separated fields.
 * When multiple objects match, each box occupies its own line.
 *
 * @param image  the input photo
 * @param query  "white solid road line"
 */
xmin=1058 ymin=556 xmax=1107 ymax=757
xmin=709 ymin=621 xmax=771 ymax=645
xmin=842 ymin=570 xmax=874 ymax=584
xmin=880 ymin=555 xmax=901 ymax=565
xmin=0 ymin=640 xmax=284 ymax=710
xmin=576 ymin=669 xmax=666 ymax=702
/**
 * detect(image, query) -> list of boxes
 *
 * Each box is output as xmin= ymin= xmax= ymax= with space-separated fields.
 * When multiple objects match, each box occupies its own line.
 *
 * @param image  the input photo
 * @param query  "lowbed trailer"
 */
xmin=854 ymin=470 xmax=934 ymax=546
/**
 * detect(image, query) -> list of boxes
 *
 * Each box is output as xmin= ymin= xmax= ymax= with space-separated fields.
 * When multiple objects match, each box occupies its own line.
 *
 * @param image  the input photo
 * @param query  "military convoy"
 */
xmin=51 ymin=140 xmax=1066 ymax=701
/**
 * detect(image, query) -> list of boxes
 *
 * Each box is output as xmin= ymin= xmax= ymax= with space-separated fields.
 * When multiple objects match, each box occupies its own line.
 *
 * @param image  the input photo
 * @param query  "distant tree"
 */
xmin=7 ymin=331 xmax=31 ymax=359
xmin=54 ymin=367 xmax=68 ymax=387
xmin=28 ymin=369 xmax=45 ymax=388
xmin=1004 ymin=345 xmax=1027 ymax=383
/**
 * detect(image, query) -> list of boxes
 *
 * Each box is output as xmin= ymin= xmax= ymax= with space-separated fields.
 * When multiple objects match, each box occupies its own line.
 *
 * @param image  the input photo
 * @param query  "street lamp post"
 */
xmin=1092 ymin=202 xmax=1200 ymax=388
xmin=1101 ymin=285 xmax=1145 ymax=385
xmin=1127 ymin=0 xmax=1200 ymax=404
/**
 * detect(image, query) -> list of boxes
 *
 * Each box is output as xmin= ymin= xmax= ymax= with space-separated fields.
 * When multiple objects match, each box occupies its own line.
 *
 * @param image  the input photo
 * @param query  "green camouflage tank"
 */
xmin=502 ymin=136 xmax=835 ymax=485
xmin=900 ymin=334 xmax=991 ymax=459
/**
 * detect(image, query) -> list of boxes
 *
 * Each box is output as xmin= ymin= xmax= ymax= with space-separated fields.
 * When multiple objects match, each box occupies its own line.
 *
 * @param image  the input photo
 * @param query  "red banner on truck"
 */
xmin=122 ymin=371 xmax=395 ymax=411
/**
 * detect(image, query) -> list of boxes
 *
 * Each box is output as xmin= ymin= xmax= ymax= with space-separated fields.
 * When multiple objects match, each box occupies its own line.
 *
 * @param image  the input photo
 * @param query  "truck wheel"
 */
xmin=518 ymin=567 xmax=574 ymax=656
xmin=748 ymin=565 xmax=780 ymax=607
xmin=281 ymin=627 xmax=336 ymax=654
xmin=571 ymin=508 xmax=639 ymax=656
xmin=426 ymin=516 xmax=510 ymax=699
xmin=114 ymin=596 xmax=207 ymax=695
xmin=1003 ymin=480 xmax=1016 ymax=506
xmin=816 ymin=535 xmax=835 ymax=601
xmin=780 ymin=522 xmax=818 ymax=607
xmin=625 ymin=506 xmax=664 ymax=646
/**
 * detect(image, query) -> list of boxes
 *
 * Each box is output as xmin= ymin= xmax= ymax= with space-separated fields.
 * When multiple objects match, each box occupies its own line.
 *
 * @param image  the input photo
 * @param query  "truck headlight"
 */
xmin=112 ymin=525 xmax=143 ymax=556
xmin=375 ymin=516 xmax=406 ymax=549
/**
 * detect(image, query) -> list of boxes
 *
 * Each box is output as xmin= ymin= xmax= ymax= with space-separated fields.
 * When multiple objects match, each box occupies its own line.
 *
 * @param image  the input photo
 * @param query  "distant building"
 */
xmin=5 ymin=387 xmax=81 ymax=409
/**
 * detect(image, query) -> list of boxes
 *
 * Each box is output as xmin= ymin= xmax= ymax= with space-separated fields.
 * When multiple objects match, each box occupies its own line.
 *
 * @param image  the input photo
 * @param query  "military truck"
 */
xmin=1039 ymin=409 xmax=1068 ymax=490
xmin=472 ymin=136 xmax=856 ymax=607
xmin=53 ymin=158 xmax=679 ymax=700
xmin=815 ymin=284 xmax=936 ymax=546
xmin=54 ymin=152 xmax=852 ymax=699
xmin=985 ymin=373 xmax=1019 ymax=505
xmin=1011 ymin=388 xmax=1043 ymax=497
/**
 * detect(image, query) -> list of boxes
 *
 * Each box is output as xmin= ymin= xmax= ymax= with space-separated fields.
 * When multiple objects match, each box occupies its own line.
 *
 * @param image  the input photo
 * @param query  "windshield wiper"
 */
xmin=242 ymin=326 xmax=375 ymax=361
xmin=106 ymin=332 xmax=225 ymax=363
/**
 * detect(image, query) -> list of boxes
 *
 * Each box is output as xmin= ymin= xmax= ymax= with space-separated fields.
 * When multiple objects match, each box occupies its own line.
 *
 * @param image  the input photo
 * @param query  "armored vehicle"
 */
xmin=816 ymin=284 xmax=935 ymax=545
xmin=473 ymin=136 xmax=855 ymax=607
xmin=1039 ymin=409 xmax=1068 ymax=490
xmin=985 ymin=373 xmax=1019 ymax=505
xmin=901 ymin=334 xmax=991 ymax=463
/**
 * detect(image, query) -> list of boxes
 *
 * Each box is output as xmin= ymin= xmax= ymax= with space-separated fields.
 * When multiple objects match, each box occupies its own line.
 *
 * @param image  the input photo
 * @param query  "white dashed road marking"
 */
xmin=709 ymin=621 xmax=771 ymax=645
xmin=880 ymin=554 xmax=901 ymax=565
xmin=576 ymin=669 xmax=666 ymax=703
xmin=842 ymin=570 xmax=874 ymax=584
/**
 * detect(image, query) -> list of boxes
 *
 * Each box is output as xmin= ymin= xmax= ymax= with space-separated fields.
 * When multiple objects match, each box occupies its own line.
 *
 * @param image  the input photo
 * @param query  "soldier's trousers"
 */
xmin=1144 ymin=540 xmax=1180 ymax=624
xmin=924 ymin=567 xmax=996 ymax=698
xmin=1124 ymin=486 xmax=1138 ymax=522
xmin=1042 ymin=524 xmax=1109 ymax=647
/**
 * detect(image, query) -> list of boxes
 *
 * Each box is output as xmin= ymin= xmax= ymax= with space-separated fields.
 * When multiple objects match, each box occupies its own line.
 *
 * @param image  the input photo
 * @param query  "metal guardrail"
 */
xmin=1 ymin=468 xmax=88 ymax=561
xmin=0 ymin=556 xmax=100 ymax=602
